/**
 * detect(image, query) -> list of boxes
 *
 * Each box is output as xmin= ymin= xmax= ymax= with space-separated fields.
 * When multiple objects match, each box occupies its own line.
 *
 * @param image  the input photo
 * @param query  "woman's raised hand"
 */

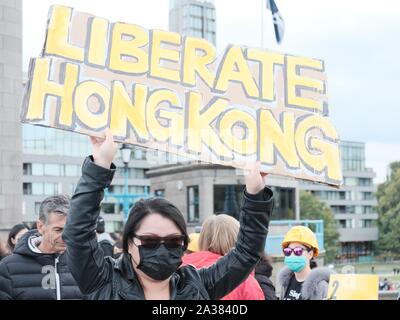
xmin=244 ymin=162 xmax=268 ymax=195
xmin=90 ymin=130 xmax=118 ymax=169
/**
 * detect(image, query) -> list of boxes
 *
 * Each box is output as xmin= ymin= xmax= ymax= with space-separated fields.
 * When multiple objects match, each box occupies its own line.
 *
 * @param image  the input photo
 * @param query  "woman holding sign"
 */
xmin=62 ymin=131 xmax=274 ymax=300
xmin=277 ymin=226 xmax=332 ymax=300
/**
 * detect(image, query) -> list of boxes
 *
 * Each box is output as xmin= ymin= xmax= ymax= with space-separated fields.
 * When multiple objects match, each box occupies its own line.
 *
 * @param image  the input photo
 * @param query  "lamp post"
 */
xmin=104 ymin=144 xmax=153 ymax=223
xmin=120 ymin=143 xmax=132 ymax=221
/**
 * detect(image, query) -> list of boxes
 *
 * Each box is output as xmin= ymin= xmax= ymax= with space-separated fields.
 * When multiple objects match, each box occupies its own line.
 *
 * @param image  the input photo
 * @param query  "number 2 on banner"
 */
xmin=327 ymin=280 xmax=339 ymax=300
xmin=327 ymin=274 xmax=379 ymax=300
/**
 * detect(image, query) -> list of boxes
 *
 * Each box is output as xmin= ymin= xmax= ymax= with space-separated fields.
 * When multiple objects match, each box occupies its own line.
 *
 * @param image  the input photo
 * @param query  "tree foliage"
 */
xmin=300 ymin=191 xmax=340 ymax=262
xmin=376 ymin=162 xmax=400 ymax=255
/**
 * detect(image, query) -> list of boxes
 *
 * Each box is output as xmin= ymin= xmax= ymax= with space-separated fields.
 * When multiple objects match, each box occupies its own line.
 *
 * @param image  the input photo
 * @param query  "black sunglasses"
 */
xmin=133 ymin=234 xmax=185 ymax=249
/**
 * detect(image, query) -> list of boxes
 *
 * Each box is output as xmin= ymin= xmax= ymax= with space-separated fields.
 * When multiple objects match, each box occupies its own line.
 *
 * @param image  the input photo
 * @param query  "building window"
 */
xmin=130 ymin=168 xmax=145 ymax=179
xmin=362 ymin=192 xmax=374 ymax=200
xmin=44 ymin=183 xmax=58 ymax=195
xmin=101 ymin=203 xmax=116 ymax=214
xmin=44 ymin=164 xmax=61 ymax=176
xmin=105 ymin=221 xmax=124 ymax=233
xmin=338 ymin=220 xmax=346 ymax=228
xmin=183 ymin=5 xmax=189 ymax=16
xmin=190 ymin=4 xmax=202 ymax=16
xmin=363 ymin=206 xmax=374 ymax=214
xmin=339 ymin=241 xmax=372 ymax=259
xmin=331 ymin=205 xmax=346 ymax=214
xmin=65 ymin=164 xmax=79 ymax=177
xmin=32 ymin=183 xmax=44 ymax=195
xmin=24 ymin=183 xmax=58 ymax=196
xmin=155 ymin=189 xmax=165 ymax=197
xmin=362 ymin=220 xmax=371 ymax=228
xmin=23 ymin=163 xmax=32 ymax=175
xmin=338 ymin=219 xmax=354 ymax=229
xmin=35 ymin=202 xmax=41 ymax=215
xmin=213 ymin=185 xmax=242 ymax=220
xmin=359 ymin=178 xmax=372 ymax=186
xmin=23 ymin=183 xmax=32 ymax=195
xmin=130 ymin=186 xmax=145 ymax=194
xmin=187 ymin=186 xmax=199 ymax=223
xmin=271 ymin=187 xmax=295 ymax=220
xmin=32 ymin=163 xmax=44 ymax=176
xmin=344 ymin=177 xmax=358 ymax=186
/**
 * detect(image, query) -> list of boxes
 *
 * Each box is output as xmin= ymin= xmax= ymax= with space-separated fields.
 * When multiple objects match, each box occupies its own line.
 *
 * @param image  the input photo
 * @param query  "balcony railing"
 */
xmin=265 ymin=220 xmax=324 ymax=256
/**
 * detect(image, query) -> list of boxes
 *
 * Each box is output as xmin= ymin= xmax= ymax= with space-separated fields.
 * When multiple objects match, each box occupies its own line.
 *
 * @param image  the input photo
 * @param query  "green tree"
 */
xmin=376 ymin=162 xmax=400 ymax=256
xmin=300 ymin=191 xmax=340 ymax=263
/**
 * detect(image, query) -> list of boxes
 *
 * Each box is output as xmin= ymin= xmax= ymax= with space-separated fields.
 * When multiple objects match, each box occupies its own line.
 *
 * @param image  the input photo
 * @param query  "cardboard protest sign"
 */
xmin=326 ymin=274 xmax=379 ymax=300
xmin=21 ymin=5 xmax=343 ymax=186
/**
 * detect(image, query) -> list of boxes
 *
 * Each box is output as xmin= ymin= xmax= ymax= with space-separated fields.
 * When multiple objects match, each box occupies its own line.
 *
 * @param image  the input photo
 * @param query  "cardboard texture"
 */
xmin=21 ymin=5 xmax=343 ymax=186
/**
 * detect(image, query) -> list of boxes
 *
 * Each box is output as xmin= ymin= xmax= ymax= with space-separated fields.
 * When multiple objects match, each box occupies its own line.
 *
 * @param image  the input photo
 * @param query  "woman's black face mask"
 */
xmin=133 ymin=234 xmax=185 ymax=281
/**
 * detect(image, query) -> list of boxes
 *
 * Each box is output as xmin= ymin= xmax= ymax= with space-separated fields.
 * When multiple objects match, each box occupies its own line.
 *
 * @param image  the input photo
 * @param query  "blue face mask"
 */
xmin=284 ymin=255 xmax=307 ymax=273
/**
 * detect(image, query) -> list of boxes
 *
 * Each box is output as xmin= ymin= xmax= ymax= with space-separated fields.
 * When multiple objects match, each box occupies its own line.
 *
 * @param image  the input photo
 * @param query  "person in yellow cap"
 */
xmin=277 ymin=226 xmax=332 ymax=300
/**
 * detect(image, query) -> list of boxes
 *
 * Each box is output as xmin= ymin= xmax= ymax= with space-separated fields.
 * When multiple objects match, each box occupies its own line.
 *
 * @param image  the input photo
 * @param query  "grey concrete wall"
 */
xmin=0 ymin=0 xmax=22 ymax=237
xmin=339 ymin=227 xmax=379 ymax=242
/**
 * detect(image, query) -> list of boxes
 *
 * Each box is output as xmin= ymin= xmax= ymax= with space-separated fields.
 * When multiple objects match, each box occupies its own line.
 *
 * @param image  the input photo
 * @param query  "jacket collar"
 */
xmin=113 ymin=253 xmax=182 ymax=300
xmin=14 ymin=229 xmax=55 ymax=257
xmin=277 ymin=266 xmax=332 ymax=299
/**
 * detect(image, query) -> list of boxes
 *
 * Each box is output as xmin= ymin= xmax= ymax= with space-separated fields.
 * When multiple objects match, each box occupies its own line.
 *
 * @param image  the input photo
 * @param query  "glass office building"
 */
xmin=22 ymin=125 xmax=151 ymax=232
xmin=300 ymin=141 xmax=378 ymax=261
xmin=169 ymin=0 xmax=216 ymax=45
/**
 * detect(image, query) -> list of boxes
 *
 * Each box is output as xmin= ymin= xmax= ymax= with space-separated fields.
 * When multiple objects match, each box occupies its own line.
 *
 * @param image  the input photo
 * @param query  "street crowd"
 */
xmin=0 ymin=132 xmax=374 ymax=300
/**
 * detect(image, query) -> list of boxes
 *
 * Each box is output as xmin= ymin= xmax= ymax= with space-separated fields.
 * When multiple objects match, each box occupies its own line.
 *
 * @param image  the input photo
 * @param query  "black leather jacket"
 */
xmin=62 ymin=156 xmax=274 ymax=300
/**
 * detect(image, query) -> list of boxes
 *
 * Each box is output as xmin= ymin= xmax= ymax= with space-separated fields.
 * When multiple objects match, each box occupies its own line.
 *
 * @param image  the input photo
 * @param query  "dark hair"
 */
xmin=113 ymin=240 xmax=122 ymax=250
xmin=122 ymin=198 xmax=189 ymax=252
xmin=256 ymin=253 xmax=273 ymax=278
xmin=110 ymin=232 xmax=122 ymax=242
xmin=310 ymin=258 xmax=318 ymax=269
xmin=96 ymin=216 xmax=105 ymax=234
xmin=7 ymin=223 xmax=28 ymax=251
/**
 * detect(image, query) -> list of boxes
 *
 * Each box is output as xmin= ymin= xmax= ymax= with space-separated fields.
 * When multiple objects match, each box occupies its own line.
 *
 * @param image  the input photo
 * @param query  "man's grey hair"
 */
xmin=38 ymin=194 xmax=71 ymax=224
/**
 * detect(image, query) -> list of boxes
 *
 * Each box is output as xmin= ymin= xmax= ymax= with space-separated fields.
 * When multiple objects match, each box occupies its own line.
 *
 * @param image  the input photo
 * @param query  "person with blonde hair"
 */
xmin=185 ymin=232 xmax=200 ymax=254
xmin=182 ymin=214 xmax=265 ymax=300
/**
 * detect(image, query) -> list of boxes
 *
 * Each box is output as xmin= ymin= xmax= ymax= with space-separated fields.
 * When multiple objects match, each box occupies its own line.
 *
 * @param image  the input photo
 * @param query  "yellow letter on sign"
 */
xmin=295 ymin=114 xmax=341 ymax=183
xmin=214 ymin=46 xmax=259 ymax=99
xmin=150 ymin=30 xmax=181 ymax=82
xmin=26 ymin=58 xmax=78 ymax=127
xmin=287 ymin=56 xmax=325 ymax=113
xmin=45 ymin=5 xmax=84 ymax=62
xmin=87 ymin=17 xmax=109 ymax=67
xmin=259 ymin=110 xmax=300 ymax=168
xmin=74 ymin=81 xmax=110 ymax=130
xmin=146 ymin=89 xmax=183 ymax=145
xmin=110 ymin=82 xmax=149 ymax=140
xmin=183 ymin=37 xmax=216 ymax=88
xmin=219 ymin=109 xmax=257 ymax=155
xmin=186 ymin=92 xmax=232 ymax=159
xmin=246 ymin=49 xmax=284 ymax=101
xmin=109 ymin=22 xmax=149 ymax=74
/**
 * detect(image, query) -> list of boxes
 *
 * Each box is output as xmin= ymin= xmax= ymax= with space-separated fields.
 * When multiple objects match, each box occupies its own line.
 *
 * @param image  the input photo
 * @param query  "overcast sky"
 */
xmin=22 ymin=0 xmax=400 ymax=182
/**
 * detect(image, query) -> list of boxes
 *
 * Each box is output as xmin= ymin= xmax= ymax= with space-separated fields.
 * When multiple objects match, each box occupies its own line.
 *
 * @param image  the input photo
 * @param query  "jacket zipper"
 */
xmin=54 ymin=256 xmax=61 ymax=300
